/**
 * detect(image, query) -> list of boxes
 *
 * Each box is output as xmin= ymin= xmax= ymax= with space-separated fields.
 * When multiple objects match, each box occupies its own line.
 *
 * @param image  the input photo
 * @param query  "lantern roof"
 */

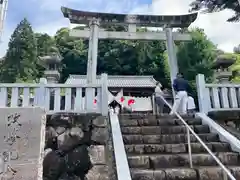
xmin=40 ymin=53 xmax=62 ymax=63
xmin=61 ymin=7 xmax=198 ymax=28
xmin=212 ymin=54 xmax=236 ymax=69
xmin=66 ymin=75 xmax=158 ymax=88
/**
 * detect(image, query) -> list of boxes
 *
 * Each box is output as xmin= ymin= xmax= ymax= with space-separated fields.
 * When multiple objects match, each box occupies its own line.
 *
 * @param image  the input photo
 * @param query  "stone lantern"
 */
xmin=212 ymin=54 xmax=236 ymax=83
xmin=40 ymin=47 xmax=62 ymax=83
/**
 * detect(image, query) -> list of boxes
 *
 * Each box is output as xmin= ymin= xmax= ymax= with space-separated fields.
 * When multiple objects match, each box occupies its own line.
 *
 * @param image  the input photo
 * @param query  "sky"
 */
xmin=0 ymin=0 xmax=240 ymax=57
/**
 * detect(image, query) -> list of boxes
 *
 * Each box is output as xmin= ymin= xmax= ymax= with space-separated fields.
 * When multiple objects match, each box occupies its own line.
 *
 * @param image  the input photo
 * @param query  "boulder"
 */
xmin=91 ymin=127 xmax=107 ymax=145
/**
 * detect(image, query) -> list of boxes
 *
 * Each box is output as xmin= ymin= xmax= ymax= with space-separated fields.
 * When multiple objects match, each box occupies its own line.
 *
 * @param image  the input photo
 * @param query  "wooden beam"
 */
xmin=70 ymin=29 xmax=192 ymax=41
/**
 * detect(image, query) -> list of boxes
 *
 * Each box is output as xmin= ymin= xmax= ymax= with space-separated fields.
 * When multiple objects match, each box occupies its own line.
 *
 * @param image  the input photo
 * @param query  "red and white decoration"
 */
xmin=107 ymin=89 xmax=152 ymax=111
xmin=77 ymin=89 xmax=152 ymax=111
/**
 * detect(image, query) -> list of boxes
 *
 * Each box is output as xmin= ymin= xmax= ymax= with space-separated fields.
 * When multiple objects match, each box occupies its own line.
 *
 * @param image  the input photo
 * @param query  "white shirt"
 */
xmin=155 ymin=86 xmax=163 ymax=97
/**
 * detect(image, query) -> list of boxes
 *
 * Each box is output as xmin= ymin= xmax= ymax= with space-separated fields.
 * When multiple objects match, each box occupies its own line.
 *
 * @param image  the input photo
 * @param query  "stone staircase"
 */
xmin=119 ymin=114 xmax=240 ymax=180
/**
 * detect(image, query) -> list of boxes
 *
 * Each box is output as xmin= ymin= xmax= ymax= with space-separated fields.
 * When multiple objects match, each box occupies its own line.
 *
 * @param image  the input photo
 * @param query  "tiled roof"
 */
xmin=65 ymin=75 xmax=158 ymax=88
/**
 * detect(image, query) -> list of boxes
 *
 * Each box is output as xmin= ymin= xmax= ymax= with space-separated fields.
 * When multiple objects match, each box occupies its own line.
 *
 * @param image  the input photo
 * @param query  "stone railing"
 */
xmin=0 ymin=74 xmax=108 ymax=116
xmin=196 ymin=74 xmax=240 ymax=114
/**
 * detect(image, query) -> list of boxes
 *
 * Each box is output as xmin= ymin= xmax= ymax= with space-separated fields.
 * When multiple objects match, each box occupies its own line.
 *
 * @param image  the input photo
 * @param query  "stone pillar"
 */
xmin=87 ymin=19 xmax=99 ymax=84
xmin=165 ymin=27 xmax=178 ymax=97
xmin=86 ymin=20 xmax=100 ymax=111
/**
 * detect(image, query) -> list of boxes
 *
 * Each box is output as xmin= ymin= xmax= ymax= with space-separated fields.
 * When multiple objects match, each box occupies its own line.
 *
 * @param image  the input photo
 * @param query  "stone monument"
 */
xmin=0 ymin=108 xmax=45 ymax=180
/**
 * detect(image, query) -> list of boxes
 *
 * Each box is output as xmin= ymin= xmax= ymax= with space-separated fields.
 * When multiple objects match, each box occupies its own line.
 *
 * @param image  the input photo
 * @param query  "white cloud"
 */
xmin=150 ymin=0 xmax=240 ymax=52
xmin=0 ymin=0 xmax=239 ymax=57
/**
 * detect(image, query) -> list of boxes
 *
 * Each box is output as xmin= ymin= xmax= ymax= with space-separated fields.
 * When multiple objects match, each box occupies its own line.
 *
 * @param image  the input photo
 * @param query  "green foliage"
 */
xmin=54 ymin=28 xmax=88 ymax=82
xmin=0 ymin=19 xmax=220 ymax=94
xmin=0 ymin=18 xmax=38 ymax=82
xmin=230 ymin=53 xmax=240 ymax=83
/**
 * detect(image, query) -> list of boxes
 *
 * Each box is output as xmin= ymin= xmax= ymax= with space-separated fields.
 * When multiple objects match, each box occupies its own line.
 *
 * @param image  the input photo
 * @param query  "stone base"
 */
xmin=43 ymin=113 xmax=111 ymax=180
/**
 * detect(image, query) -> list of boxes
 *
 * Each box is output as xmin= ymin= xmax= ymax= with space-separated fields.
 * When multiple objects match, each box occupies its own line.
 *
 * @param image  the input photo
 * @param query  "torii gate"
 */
xmin=61 ymin=7 xmax=198 ymax=99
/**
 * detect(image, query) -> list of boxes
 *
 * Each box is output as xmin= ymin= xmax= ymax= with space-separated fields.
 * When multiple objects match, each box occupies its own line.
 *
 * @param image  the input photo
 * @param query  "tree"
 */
xmin=0 ymin=18 xmax=38 ymax=82
xmin=231 ymin=46 xmax=240 ymax=82
xmin=54 ymin=28 xmax=88 ymax=82
xmin=190 ymin=0 xmax=240 ymax=22
xmin=35 ymin=33 xmax=60 ymax=79
xmin=177 ymin=28 xmax=217 ymax=98
xmin=35 ymin=33 xmax=56 ymax=56
xmin=55 ymin=26 xmax=169 ymax=87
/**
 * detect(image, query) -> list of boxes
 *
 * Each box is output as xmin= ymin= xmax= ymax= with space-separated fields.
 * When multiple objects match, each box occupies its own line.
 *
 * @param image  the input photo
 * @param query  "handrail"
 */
xmin=158 ymin=95 xmax=236 ymax=180
xmin=109 ymin=109 xmax=132 ymax=180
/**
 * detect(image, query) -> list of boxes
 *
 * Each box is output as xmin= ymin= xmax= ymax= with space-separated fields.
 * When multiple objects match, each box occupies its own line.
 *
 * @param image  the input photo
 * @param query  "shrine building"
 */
xmin=65 ymin=75 xmax=164 ymax=112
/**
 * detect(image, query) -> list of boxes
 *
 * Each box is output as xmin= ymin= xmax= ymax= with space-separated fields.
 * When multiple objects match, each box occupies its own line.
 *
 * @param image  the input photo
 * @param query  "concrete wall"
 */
xmin=0 ymin=107 xmax=46 ymax=180
xmin=44 ymin=113 xmax=114 ymax=180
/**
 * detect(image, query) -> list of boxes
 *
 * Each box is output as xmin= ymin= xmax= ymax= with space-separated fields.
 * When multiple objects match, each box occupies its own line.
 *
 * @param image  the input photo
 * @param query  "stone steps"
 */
xmin=125 ymin=142 xmax=231 ymax=154
xmin=120 ymin=118 xmax=202 ymax=127
xmin=130 ymin=166 xmax=240 ymax=180
xmin=128 ymin=152 xmax=240 ymax=168
xmin=121 ymin=125 xmax=210 ymax=135
xmin=119 ymin=114 xmax=240 ymax=179
xmin=123 ymin=133 xmax=219 ymax=144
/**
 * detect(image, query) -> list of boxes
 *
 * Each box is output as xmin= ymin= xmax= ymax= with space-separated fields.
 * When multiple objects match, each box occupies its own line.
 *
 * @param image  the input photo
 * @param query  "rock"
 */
xmin=58 ymin=173 xmax=80 ymax=180
xmin=88 ymin=145 xmax=106 ymax=165
xmin=55 ymin=127 xmax=66 ymax=135
xmin=44 ymin=148 xmax=52 ymax=158
xmin=49 ymin=114 xmax=72 ymax=128
xmin=91 ymin=127 xmax=107 ymax=145
xmin=69 ymin=127 xmax=84 ymax=139
xmin=64 ymin=145 xmax=92 ymax=176
xmin=43 ymin=150 xmax=65 ymax=180
xmin=44 ymin=113 xmax=110 ymax=180
xmin=45 ymin=126 xmax=58 ymax=149
xmin=92 ymin=116 xmax=107 ymax=128
xmin=226 ymin=121 xmax=236 ymax=128
xmin=86 ymin=165 xmax=109 ymax=180
xmin=57 ymin=128 xmax=84 ymax=152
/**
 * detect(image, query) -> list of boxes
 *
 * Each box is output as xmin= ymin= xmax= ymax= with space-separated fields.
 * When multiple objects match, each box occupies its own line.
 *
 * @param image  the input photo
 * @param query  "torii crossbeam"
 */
xmin=61 ymin=7 xmax=198 ymax=98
